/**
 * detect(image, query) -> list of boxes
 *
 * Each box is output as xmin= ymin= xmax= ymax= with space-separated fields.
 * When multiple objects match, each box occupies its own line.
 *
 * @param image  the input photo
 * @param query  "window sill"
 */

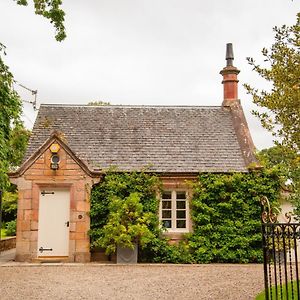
xmin=162 ymin=231 xmax=189 ymax=241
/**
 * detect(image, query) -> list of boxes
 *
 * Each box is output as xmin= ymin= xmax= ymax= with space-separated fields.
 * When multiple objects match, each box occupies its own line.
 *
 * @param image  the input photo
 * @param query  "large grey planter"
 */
xmin=117 ymin=244 xmax=138 ymax=264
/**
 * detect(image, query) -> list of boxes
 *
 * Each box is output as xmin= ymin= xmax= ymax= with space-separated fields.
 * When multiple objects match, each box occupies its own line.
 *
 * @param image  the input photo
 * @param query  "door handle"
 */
xmin=39 ymin=247 xmax=53 ymax=253
xmin=65 ymin=221 xmax=69 ymax=227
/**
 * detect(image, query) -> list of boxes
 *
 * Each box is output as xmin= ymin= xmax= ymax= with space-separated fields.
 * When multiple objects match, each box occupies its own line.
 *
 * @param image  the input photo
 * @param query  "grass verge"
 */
xmin=256 ymin=281 xmax=299 ymax=299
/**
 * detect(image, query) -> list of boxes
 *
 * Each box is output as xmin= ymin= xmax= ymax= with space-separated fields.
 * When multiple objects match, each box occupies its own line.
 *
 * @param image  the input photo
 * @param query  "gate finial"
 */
xmin=261 ymin=196 xmax=279 ymax=223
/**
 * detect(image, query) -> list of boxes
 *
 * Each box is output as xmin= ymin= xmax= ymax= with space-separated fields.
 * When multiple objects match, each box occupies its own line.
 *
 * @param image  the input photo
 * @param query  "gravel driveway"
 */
xmin=0 ymin=264 xmax=263 ymax=300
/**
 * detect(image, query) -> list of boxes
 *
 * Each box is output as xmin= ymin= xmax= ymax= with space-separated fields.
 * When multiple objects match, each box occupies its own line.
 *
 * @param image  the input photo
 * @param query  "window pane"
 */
xmin=162 ymin=220 xmax=172 ymax=228
xmin=162 ymin=200 xmax=171 ymax=209
xmin=176 ymin=220 xmax=186 ymax=228
xmin=176 ymin=210 xmax=186 ymax=219
xmin=176 ymin=200 xmax=186 ymax=209
xmin=162 ymin=210 xmax=171 ymax=218
xmin=176 ymin=191 xmax=186 ymax=199
xmin=162 ymin=191 xmax=172 ymax=199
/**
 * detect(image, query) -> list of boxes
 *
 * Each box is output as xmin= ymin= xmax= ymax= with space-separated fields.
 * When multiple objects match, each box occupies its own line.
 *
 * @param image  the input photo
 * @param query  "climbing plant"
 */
xmin=188 ymin=168 xmax=281 ymax=263
xmin=90 ymin=170 xmax=161 ymax=249
xmin=90 ymin=168 xmax=281 ymax=263
xmin=89 ymin=170 xmax=194 ymax=263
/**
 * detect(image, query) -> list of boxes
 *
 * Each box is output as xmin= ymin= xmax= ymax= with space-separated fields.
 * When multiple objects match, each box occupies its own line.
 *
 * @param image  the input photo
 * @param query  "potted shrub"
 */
xmin=99 ymin=192 xmax=155 ymax=263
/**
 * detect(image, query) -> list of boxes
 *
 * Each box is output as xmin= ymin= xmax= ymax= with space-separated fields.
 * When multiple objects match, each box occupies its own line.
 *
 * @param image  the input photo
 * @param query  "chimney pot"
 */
xmin=220 ymin=43 xmax=240 ymax=105
xmin=226 ymin=43 xmax=234 ymax=66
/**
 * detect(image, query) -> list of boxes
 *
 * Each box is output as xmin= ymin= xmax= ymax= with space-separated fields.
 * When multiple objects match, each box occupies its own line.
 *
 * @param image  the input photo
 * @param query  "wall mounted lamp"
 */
xmin=50 ymin=143 xmax=60 ymax=170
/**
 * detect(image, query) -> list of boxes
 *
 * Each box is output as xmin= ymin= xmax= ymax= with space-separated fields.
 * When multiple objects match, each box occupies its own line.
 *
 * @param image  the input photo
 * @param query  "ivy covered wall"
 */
xmin=90 ymin=168 xmax=280 ymax=263
xmin=89 ymin=171 xmax=161 ymax=250
xmin=188 ymin=170 xmax=280 ymax=263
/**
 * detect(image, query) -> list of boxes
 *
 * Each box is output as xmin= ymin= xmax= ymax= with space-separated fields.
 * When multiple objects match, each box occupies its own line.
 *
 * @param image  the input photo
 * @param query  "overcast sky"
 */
xmin=1 ymin=0 xmax=299 ymax=149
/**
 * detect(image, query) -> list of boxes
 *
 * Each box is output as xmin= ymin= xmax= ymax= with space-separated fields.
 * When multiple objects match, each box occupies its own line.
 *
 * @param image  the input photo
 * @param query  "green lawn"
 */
xmin=256 ymin=281 xmax=299 ymax=299
xmin=0 ymin=228 xmax=8 ymax=238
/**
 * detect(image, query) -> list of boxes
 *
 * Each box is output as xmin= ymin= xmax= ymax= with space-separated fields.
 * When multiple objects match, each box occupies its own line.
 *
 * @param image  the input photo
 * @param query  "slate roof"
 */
xmin=25 ymin=104 xmax=249 ymax=173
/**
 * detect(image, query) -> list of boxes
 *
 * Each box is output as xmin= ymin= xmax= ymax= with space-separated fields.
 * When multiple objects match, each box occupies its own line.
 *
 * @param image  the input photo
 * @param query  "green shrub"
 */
xmin=90 ymin=170 xmax=161 ymax=250
xmin=95 ymin=192 xmax=155 ymax=254
xmin=2 ymin=191 xmax=17 ymax=223
xmin=5 ymin=220 xmax=16 ymax=236
xmin=188 ymin=169 xmax=281 ymax=263
xmin=138 ymin=235 xmax=194 ymax=263
xmin=90 ymin=168 xmax=281 ymax=263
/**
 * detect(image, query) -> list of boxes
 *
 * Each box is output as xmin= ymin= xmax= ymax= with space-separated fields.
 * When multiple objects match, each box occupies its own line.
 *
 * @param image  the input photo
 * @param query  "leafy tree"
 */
xmin=244 ymin=13 xmax=300 ymax=152
xmin=8 ymin=123 xmax=31 ymax=169
xmin=15 ymin=0 xmax=66 ymax=41
xmin=87 ymin=101 xmax=111 ymax=106
xmin=0 ymin=1 xmax=66 ymax=236
xmin=0 ymin=44 xmax=23 ymax=190
xmin=258 ymin=145 xmax=300 ymax=187
xmin=258 ymin=145 xmax=300 ymax=218
xmin=0 ymin=1 xmax=66 ymax=189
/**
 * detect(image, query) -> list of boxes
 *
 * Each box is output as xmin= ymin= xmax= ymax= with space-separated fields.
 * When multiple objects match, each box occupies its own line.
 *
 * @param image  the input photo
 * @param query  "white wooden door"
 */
xmin=37 ymin=189 xmax=70 ymax=257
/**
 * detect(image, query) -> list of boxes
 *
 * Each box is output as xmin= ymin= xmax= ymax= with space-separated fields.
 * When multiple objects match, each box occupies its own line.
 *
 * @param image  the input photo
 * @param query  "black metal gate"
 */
xmin=261 ymin=196 xmax=300 ymax=299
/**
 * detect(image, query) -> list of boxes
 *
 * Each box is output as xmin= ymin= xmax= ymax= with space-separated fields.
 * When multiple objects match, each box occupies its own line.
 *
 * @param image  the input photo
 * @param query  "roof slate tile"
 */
xmin=25 ymin=105 xmax=248 ymax=173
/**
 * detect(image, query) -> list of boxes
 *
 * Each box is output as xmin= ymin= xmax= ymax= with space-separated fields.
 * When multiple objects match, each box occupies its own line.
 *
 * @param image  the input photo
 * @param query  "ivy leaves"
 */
xmin=189 ymin=170 xmax=281 ymax=263
xmin=90 ymin=169 xmax=281 ymax=263
xmin=89 ymin=171 xmax=161 ymax=253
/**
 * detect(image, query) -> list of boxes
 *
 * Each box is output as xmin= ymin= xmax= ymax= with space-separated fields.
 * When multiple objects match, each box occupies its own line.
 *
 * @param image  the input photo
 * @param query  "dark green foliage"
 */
xmin=0 ymin=0 xmax=65 ymax=189
xmin=258 ymin=146 xmax=300 ymax=188
xmin=8 ymin=124 xmax=31 ymax=169
xmin=139 ymin=237 xmax=194 ymax=263
xmin=5 ymin=220 xmax=16 ymax=236
xmin=258 ymin=146 xmax=300 ymax=219
xmin=90 ymin=170 xmax=195 ymax=263
xmin=90 ymin=171 xmax=161 ymax=250
xmin=0 ymin=43 xmax=23 ymax=190
xmin=15 ymin=0 xmax=66 ymax=41
xmin=90 ymin=168 xmax=281 ymax=263
xmin=244 ymin=13 xmax=300 ymax=152
xmin=96 ymin=192 xmax=156 ymax=254
xmin=188 ymin=169 xmax=281 ymax=263
xmin=2 ymin=190 xmax=18 ymax=223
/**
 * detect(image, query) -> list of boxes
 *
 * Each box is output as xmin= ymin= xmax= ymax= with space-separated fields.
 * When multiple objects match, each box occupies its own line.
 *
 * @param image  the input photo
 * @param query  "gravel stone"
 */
xmin=0 ymin=264 xmax=264 ymax=300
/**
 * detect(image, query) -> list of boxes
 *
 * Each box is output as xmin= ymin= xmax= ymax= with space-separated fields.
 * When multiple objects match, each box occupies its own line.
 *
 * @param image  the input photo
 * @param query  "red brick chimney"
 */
xmin=219 ymin=43 xmax=259 ymax=168
xmin=220 ymin=43 xmax=240 ymax=106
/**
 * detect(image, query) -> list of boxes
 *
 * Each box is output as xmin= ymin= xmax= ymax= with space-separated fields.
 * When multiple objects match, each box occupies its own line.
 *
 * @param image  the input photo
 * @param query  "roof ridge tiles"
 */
xmin=40 ymin=104 xmax=223 ymax=109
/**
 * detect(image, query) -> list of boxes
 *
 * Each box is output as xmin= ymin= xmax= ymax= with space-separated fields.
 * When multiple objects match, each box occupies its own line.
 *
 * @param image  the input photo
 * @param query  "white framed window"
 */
xmin=159 ymin=190 xmax=189 ymax=232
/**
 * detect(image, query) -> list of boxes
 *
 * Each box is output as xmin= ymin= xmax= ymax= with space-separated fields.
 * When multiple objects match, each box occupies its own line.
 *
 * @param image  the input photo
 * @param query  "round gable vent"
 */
xmin=50 ymin=154 xmax=60 ymax=170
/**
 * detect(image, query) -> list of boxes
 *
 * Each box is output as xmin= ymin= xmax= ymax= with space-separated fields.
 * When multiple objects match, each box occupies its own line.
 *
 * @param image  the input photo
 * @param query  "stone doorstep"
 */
xmin=32 ymin=256 xmax=69 ymax=263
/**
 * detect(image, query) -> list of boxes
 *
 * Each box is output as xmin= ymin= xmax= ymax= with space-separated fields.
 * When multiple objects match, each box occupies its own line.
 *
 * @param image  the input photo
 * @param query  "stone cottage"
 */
xmin=9 ymin=44 xmax=258 ymax=262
